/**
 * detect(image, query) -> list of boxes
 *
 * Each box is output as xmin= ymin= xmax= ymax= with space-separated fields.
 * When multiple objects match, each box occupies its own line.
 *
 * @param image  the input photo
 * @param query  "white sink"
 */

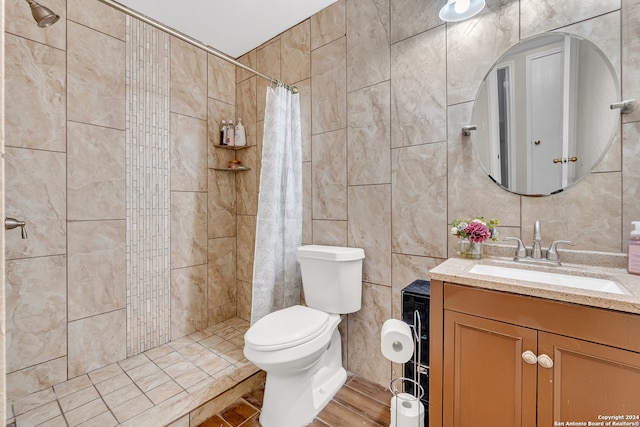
xmin=468 ymin=264 xmax=629 ymax=295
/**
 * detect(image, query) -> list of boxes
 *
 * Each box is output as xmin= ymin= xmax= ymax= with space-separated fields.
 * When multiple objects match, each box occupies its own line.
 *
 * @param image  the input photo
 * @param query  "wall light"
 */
xmin=439 ymin=0 xmax=486 ymax=22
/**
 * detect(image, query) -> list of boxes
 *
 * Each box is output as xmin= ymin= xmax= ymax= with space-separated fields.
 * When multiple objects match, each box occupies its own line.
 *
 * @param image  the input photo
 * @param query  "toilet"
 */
xmin=243 ymin=245 xmax=365 ymax=427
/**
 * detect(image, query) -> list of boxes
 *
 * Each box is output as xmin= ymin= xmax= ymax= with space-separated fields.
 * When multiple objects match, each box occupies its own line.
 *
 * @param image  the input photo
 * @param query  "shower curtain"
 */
xmin=250 ymin=85 xmax=302 ymax=324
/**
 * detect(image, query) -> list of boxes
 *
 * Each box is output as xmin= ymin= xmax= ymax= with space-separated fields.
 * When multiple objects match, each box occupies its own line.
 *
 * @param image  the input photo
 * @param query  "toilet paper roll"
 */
xmin=390 ymin=393 xmax=425 ymax=427
xmin=380 ymin=319 xmax=414 ymax=363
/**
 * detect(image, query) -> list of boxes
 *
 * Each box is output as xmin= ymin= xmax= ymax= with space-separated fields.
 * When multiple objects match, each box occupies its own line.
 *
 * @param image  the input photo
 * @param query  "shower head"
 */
xmin=25 ymin=0 xmax=60 ymax=28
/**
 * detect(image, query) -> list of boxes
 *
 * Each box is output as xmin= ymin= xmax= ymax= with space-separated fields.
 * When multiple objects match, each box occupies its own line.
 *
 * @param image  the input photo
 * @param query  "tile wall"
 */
xmin=233 ymin=0 xmax=640 ymax=387
xmin=125 ymin=17 xmax=171 ymax=356
xmin=4 ymin=0 xmax=239 ymax=403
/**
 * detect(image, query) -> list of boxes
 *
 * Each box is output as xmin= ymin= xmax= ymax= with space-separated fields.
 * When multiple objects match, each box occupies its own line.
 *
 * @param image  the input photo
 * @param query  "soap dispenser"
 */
xmin=628 ymin=221 xmax=640 ymax=275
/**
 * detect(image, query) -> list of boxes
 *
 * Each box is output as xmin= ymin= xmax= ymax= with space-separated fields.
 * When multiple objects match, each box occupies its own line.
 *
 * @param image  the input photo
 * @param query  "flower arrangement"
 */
xmin=450 ymin=217 xmax=500 ymax=243
xmin=450 ymin=216 xmax=499 ymax=258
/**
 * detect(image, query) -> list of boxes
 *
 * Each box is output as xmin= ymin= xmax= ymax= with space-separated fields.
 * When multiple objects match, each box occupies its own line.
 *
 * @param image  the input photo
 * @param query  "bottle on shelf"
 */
xmin=219 ymin=120 xmax=227 ymax=145
xmin=227 ymin=119 xmax=235 ymax=146
xmin=235 ymin=118 xmax=246 ymax=147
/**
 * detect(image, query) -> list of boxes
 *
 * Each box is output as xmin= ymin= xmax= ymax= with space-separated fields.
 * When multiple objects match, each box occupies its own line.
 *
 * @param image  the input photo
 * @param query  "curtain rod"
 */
xmin=96 ymin=0 xmax=298 ymax=93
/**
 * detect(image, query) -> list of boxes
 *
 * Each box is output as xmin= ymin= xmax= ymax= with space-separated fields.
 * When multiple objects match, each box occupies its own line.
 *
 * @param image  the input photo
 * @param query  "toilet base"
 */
xmin=259 ymin=329 xmax=345 ymax=427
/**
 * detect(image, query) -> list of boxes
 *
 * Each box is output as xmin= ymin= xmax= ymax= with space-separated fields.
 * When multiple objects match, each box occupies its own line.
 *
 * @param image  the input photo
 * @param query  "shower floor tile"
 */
xmin=7 ymin=318 xmax=263 ymax=427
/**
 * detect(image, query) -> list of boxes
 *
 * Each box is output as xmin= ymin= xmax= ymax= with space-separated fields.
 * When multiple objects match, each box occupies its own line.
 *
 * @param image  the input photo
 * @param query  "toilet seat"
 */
xmin=245 ymin=305 xmax=330 ymax=351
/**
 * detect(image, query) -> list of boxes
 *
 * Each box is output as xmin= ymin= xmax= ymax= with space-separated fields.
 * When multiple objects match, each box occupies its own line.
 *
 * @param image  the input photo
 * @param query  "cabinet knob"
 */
xmin=537 ymin=354 xmax=554 ymax=369
xmin=521 ymin=350 xmax=538 ymax=365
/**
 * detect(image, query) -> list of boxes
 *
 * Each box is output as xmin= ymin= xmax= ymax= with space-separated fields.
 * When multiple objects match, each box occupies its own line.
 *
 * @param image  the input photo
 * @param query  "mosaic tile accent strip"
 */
xmin=125 ymin=16 xmax=171 ymax=357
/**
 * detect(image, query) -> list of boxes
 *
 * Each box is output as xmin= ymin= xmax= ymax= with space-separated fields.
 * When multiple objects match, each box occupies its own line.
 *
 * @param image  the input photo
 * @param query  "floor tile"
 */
xmin=134 ymin=369 xmax=172 ymax=393
xmin=118 ymin=353 xmax=150 ymax=371
xmin=168 ymin=336 xmax=195 ymax=350
xmin=187 ymin=329 xmax=215 ymax=342
xmin=198 ymin=355 xmax=232 ymax=376
xmin=146 ymin=380 xmax=184 ymax=405
xmin=94 ymin=372 xmax=133 ymax=396
xmin=154 ymin=351 xmax=184 ymax=369
xmin=144 ymin=343 xmax=175 ymax=361
xmin=219 ymin=400 xmax=258 ymax=426
xmin=75 ymin=410 xmax=119 ymax=427
xmin=88 ymin=363 xmax=124 ymax=384
xmin=6 ymin=317 xmax=265 ymax=427
xmin=37 ymin=415 xmax=68 ymax=427
xmin=174 ymin=368 xmax=211 ymax=389
xmin=13 ymin=388 xmax=56 ymax=416
xmin=102 ymin=383 xmax=142 ymax=409
xmin=315 ymin=400 xmax=381 ymax=426
xmin=111 ymin=393 xmax=154 ymax=423
xmin=333 ymin=384 xmax=390 ymax=426
xmin=64 ymin=398 xmax=109 ymax=427
xmin=194 ymin=375 xmax=393 ymax=427
xmin=164 ymin=360 xmax=199 ymax=379
xmin=53 ymin=375 xmax=93 ymax=398
xmin=126 ymin=361 xmax=162 ymax=382
xmin=197 ymin=414 xmax=232 ymax=427
xmin=15 ymin=401 xmax=61 ymax=427
xmin=58 ymin=385 xmax=100 ymax=413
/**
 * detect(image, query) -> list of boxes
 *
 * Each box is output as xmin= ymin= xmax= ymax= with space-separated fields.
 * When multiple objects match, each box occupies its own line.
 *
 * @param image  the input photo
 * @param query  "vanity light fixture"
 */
xmin=439 ymin=0 xmax=486 ymax=22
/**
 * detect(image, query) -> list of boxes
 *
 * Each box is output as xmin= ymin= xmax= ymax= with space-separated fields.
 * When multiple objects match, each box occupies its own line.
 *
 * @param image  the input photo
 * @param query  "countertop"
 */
xmin=428 ymin=249 xmax=640 ymax=315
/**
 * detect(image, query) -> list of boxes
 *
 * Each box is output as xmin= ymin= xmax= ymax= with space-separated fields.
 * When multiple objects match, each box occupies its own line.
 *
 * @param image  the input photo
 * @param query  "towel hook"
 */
xmin=610 ymin=99 xmax=638 ymax=114
xmin=462 ymin=124 xmax=477 ymax=136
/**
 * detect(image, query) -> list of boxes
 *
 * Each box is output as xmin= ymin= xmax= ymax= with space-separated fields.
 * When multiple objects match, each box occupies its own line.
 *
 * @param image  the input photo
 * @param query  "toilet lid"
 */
xmin=245 ymin=305 xmax=330 ymax=351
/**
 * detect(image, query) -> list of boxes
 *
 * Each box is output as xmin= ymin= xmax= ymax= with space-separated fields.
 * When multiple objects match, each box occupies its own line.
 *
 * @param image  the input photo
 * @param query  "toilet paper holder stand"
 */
xmin=389 ymin=310 xmax=426 ymax=426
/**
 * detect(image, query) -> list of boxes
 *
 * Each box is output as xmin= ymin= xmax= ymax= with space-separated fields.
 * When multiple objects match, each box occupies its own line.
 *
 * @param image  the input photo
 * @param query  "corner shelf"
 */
xmin=213 ymin=167 xmax=250 ymax=172
xmin=214 ymin=144 xmax=249 ymax=151
xmin=214 ymin=143 xmax=250 ymax=171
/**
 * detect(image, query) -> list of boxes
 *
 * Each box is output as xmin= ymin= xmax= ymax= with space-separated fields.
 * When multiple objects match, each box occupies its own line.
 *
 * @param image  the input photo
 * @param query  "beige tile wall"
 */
xmin=4 ymin=0 xmax=239 ymax=401
xmin=126 ymin=16 xmax=172 ymax=357
xmin=234 ymin=0 xmax=640 ymax=388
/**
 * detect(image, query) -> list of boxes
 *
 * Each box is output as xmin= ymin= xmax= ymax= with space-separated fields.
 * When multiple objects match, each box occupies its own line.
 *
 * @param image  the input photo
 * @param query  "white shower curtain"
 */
xmin=250 ymin=85 xmax=302 ymax=324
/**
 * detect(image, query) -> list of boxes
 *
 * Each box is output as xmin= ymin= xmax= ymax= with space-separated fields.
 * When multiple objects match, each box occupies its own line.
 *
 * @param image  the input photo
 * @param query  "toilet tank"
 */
xmin=296 ymin=245 xmax=365 ymax=314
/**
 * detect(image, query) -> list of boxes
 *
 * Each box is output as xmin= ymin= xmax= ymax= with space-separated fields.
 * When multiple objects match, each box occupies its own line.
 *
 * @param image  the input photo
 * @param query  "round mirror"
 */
xmin=470 ymin=32 xmax=620 ymax=196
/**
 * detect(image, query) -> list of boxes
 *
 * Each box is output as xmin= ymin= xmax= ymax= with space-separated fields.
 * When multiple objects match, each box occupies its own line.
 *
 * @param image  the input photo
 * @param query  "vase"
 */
xmin=459 ymin=238 xmax=483 ymax=259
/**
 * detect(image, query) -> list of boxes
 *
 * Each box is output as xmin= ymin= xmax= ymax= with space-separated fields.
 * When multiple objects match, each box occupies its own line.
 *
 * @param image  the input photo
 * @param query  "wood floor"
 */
xmin=197 ymin=373 xmax=393 ymax=427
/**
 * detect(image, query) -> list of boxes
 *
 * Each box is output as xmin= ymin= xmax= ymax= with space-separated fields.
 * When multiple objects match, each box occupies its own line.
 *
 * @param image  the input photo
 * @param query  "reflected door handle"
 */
xmin=534 ymin=140 xmax=541 ymax=145
xmin=553 ymin=157 xmax=579 ymax=164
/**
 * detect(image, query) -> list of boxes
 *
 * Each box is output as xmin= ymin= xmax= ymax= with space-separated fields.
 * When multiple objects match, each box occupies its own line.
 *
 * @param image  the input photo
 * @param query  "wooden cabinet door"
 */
xmin=538 ymin=332 xmax=640 ymax=425
xmin=443 ymin=311 xmax=538 ymax=427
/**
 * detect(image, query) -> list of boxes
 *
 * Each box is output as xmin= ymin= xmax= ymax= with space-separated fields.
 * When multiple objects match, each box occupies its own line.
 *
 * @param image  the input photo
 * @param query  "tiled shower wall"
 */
xmin=125 ymin=17 xmax=172 ymax=356
xmin=233 ymin=0 xmax=640 ymax=387
xmin=4 ymin=0 xmax=238 ymax=401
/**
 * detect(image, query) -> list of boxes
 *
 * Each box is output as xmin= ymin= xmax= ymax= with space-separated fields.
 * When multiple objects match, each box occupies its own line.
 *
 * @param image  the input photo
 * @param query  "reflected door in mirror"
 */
xmin=470 ymin=33 xmax=619 ymax=196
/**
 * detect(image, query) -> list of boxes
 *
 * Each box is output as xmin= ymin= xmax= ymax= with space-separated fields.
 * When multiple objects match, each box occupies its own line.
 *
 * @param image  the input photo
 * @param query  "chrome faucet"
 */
xmin=504 ymin=221 xmax=575 ymax=266
xmin=531 ymin=220 xmax=543 ymax=259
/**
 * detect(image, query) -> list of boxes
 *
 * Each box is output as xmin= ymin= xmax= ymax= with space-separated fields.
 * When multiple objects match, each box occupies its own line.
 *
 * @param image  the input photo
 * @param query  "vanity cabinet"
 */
xmin=431 ymin=281 xmax=640 ymax=427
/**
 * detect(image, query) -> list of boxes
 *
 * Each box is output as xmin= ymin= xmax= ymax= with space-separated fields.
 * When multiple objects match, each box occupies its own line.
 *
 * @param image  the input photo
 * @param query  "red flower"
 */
xmin=465 ymin=221 xmax=491 ymax=243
